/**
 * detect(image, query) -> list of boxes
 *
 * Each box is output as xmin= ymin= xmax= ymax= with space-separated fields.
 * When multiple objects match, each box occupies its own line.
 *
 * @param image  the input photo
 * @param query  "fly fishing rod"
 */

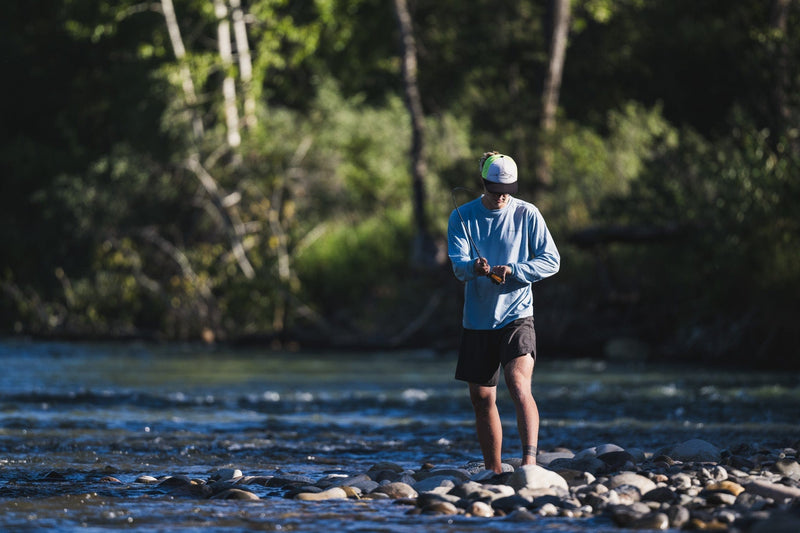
xmin=451 ymin=187 xmax=504 ymax=284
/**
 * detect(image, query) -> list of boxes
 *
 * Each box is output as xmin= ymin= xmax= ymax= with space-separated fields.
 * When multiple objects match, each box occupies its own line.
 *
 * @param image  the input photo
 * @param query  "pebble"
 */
xmin=468 ymin=500 xmax=494 ymax=517
xmin=295 ymin=487 xmax=348 ymax=501
xmin=209 ymin=488 xmax=259 ymax=501
xmin=103 ymin=437 xmax=800 ymax=531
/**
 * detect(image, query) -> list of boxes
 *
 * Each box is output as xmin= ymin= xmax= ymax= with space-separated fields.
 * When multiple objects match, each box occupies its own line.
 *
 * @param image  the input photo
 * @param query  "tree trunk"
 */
xmin=186 ymin=155 xmax=255 ymax=279
xmin=229 ymin=0 xmax=256 ymax=130
xmin=770 ymin=0 xmax=795 ymax=144
xmin=214 ymin=0 xmax=241 ymax=148
xmin=160 ymin=0 xmax=204 ymax=140
xmin=392 ymin=0 xmax=440 ymax=268
xmin=536 ymin=0 xmax=572 ymax=188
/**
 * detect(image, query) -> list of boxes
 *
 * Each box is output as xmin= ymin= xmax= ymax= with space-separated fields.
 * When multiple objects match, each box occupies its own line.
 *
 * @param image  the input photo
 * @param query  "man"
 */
xmin=447 ymin=151 xmax=560 ymax=473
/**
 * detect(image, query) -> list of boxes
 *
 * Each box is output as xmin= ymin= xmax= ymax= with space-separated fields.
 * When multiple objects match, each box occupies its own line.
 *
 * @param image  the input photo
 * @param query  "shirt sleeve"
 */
xmin=447 ymin=210 xmax=479 ymax=282
xmin=510 ymin=208 xmax=560 ymax=283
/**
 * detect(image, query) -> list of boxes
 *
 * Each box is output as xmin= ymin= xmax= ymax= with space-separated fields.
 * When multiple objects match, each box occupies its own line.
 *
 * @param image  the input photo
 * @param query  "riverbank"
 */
xmin=2 ymin=438 xmax=799 ymax=531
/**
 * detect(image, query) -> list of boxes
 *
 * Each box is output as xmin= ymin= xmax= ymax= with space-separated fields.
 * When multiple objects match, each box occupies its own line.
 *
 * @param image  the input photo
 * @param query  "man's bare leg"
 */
xmin=468 ymin=383 xmax=503 ymax=473
xmin=504 ymin=354 xmax=539 ymax=465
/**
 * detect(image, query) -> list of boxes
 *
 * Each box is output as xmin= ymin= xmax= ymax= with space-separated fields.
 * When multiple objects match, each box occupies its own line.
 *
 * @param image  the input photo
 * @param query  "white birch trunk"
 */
xmin=214 ymin=0 xmax=241 ymax=147
xmin=187 ymin=156 xmax=255 ymax=279
xmin=229 ymin=0 xmax=256 ymax=129
xmin=160 ymin=0 xmax=204 ymax=139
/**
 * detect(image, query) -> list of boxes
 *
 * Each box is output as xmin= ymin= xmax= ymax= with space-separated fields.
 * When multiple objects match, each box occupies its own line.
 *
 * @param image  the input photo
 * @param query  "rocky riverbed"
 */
xmin=3 ymin=343 xmax=799 ymax=530
xmin=79 ymin=438 xmax=798 ymax=531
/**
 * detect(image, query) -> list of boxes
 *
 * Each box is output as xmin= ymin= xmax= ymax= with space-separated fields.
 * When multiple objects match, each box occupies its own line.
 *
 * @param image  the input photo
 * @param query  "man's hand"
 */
xmin=490 ymin=265 xmax=511 ymax=284
xmin=474 ymin=257 xmax=490 ymax=276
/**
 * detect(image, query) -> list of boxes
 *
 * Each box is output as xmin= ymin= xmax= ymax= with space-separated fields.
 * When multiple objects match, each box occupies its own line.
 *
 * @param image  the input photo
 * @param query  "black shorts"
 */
xmin=455 ymin=317 xmax=537 ymax=387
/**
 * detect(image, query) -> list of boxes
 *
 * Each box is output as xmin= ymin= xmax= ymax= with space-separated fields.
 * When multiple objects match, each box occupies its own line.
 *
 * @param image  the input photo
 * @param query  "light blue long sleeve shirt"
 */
xmin=448 ymin=196 xmax=560 ymax=330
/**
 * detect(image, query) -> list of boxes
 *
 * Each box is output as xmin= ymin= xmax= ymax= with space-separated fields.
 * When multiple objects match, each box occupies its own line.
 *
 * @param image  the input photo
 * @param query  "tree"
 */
xmin=536 ymin=0 xmax=572 ymax=188
xmin=392 ymin=0 xmax=440 ymax=268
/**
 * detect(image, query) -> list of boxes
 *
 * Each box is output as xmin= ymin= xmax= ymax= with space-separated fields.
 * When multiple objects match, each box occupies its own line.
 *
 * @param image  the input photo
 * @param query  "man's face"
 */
xmin=482 ymin=191 xmax=510 ymax=210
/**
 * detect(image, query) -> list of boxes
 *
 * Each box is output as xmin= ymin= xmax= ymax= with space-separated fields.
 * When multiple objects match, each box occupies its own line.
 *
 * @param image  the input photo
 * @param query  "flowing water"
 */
xmin=0 ymin=340 xmax=798 ymax=531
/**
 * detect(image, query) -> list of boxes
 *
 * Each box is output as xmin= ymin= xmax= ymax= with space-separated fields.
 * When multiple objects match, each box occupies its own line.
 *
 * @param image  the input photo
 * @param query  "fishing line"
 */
xmin=451 ymin=187 xmax=503 ymax=284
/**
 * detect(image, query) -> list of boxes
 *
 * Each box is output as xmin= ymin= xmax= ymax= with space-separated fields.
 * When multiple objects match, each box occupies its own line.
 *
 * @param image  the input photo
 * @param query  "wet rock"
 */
xmin=688 ymin=517 xmax=728 ymax=530
xmin=595 ymin=443 xmax=626 ymax=456
xmin=136 ymin=475 xmax=159 ymax=484
xmin=666 ymin=505 xmax=691 ymax=529
xmin=341 ymin=486 xmax=362 ymax=499
xmin=614 ymin=484 xmax=645 ymax=505
xmin=504 ymin=508 xmax=539 ymax=521
xmin=99 ymin=476 xmax=121 ymax=483
xmin=607 ymin=472 xmax=657 ymax=494
xmin=537 ymin=451 xmax=574 ymax=466
xmin=361 ymin=491 xmax=390 ymax=500
xmin=725 ymin=454 xmax=756 ymax=470
xmin=704 ymin=491 xmax=737 ymax=505
xmin=412 ymin=476 xmax=455 ymax=493
xmin=350 ymin=479 xmax=380 ymax=494
xmin=416 ymin=492 xmax=459 ymax=508
xmin=266 ymin=473 xmax=316 ymax=488
xmin=538 ymin=502 xmax=560 ymax=516
xmin=210 ymin=468 xmax=242 ymax=482
xmin=608 ymin=502 xmax=652 ymax=527
xmin=571 ymin=456 xmax=609 ymax=475
xmin=208 ymin=480 xmax=239 ymax=496
xmin=668 ymin=439 xmax=721 ymax=463
xmin=413 ymin=468 xmax=470 ymax=482
xmin=598 ymin=451 xmax=636 ymax=471
xmin=491 ymin=494 xmax=532 ymax=513
xmin=295 ymin=487 xmax=348 ymax=501
xmin=771 ymin=459 xmax=800 ymax=479
xmin=508 ymin=465 xmax=568 ymax=491
xmin=629 ymin=512 xmax=669 ymax=530
xmin=367 ymin=462 xmax=404 ymax=474
xmin=744 ymin=479 xmax=800 ymax=501
xmin=705 ymin=480 xmax=745 ymax=496
xmin=456 ymin=482 xmax=514 ymax=502
xmin=468 ymin=501 xmax=494 ymax=517
xmin=371 ymin=482 xmax=417 ymax=499
xmin=421 ymin=501 xmax=459 ymax=515
xmin=554 ymin=468 xmax=596 ymax=488
xmin=157 ymin=475 xmax=192 ymax=488
xmin=448 ymin=480 xmax=484 ymax=499
xmin=158 ymin=476 xmax=208 ymax=498
xmin=626 ymin=448 xmax=648 ymax=464
xmin=471 ymin=464 xmax=515 ymax=481
xmin=643 ymin=486 xmax=678 ymax=504
xmin=210 ymin=488 xmax=259 ymax=501
xmin=239 ymin=476 xmax=273 ymax=486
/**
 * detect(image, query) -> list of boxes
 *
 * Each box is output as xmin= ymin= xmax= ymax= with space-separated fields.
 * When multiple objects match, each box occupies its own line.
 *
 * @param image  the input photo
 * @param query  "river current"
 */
xmin=0 ymin=340 xmax=797 ymax=531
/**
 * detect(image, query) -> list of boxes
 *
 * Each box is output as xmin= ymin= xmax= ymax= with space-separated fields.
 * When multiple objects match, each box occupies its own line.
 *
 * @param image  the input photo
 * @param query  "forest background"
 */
xmin=2 ymin=0 xmax=798 ymax=367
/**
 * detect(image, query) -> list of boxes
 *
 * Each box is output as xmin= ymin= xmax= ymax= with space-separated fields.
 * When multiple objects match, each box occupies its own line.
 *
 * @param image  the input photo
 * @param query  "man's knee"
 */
xmin=469 ymin=386 xmax=496 ymax=412
xmin=504 ymin=356 xmax=534 ymax=399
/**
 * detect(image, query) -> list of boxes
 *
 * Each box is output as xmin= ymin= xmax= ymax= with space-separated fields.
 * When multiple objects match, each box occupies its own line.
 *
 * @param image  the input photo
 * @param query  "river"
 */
xmin=0 ymin=340 xmax=797 ymax=531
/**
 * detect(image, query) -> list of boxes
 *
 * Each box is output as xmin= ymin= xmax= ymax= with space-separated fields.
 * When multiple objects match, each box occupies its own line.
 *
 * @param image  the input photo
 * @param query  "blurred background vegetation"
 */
xmin=1 ymin=0 xmax=798 ymax=366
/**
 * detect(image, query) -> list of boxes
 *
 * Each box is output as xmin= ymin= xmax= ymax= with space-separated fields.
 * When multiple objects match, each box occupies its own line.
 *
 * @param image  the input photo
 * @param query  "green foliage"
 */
xmin=295 ymin=207 xmax=413 ymax=314
xmin=3 ymin=0 xmax=800 ymax=361
xmin=543 ymin=102 xmax=679 ymax=229
xmin=590 ymin=111 xmax=800 ymax=357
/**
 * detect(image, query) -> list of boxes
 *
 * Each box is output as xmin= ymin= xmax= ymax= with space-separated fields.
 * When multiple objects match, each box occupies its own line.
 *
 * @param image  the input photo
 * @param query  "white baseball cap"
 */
xmin=481 ymin=153 xmax=518 ymax=194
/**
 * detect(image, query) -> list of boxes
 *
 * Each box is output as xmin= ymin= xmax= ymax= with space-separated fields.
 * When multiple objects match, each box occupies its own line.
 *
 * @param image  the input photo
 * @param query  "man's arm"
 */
xmin=448 ymin=211 xmax=489 ymax=282
xmin=508 ymin=209 xmax=560 ymax=283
